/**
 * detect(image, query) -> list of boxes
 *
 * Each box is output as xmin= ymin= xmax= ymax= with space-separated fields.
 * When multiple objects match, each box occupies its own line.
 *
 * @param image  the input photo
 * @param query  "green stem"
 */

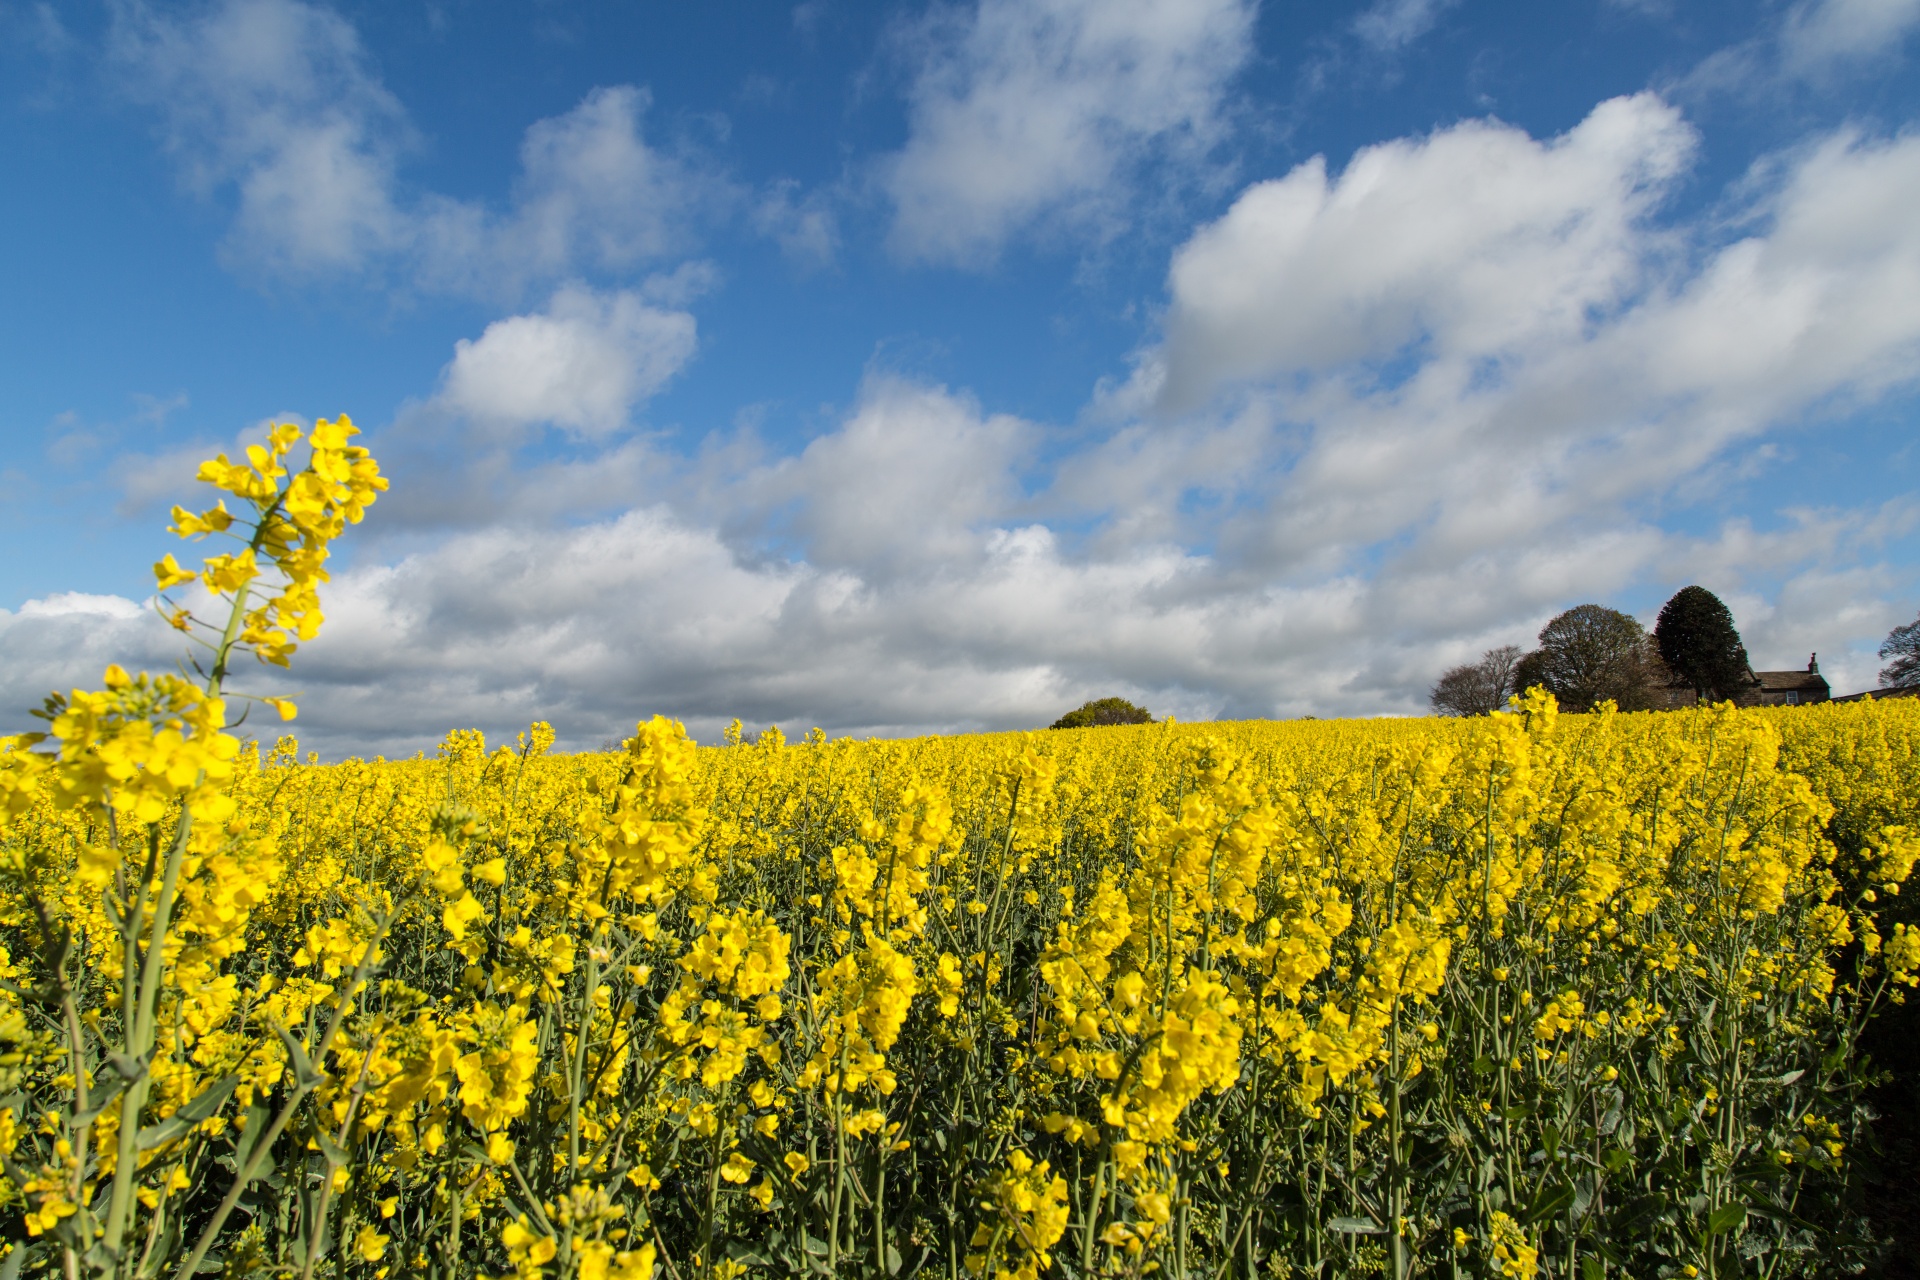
xmin=173 ymin=909 xmax=393 ymax=1280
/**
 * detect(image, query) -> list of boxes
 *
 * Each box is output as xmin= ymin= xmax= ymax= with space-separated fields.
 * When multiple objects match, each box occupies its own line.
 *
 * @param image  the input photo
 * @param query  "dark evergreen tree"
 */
xmin=1050 ymin=697 xmax=1155 ymax=728
xmin=1654 ymin=585 xmax=1752 ymax=702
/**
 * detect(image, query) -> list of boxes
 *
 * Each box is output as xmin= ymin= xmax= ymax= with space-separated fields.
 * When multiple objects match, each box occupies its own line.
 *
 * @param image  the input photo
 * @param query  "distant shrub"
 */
xmin=1050 ymin=696 xmax=1154 ymax=728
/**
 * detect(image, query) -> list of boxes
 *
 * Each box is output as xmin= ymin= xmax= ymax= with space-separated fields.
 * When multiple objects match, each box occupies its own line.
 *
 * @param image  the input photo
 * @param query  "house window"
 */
xmin=1785 ymin=691 xmax=1798 ymax=705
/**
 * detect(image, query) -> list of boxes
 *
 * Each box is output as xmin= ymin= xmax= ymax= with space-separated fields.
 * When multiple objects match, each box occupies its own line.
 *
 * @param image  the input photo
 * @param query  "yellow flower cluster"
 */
xmin=966 ymin=1150 xmax=1070 ymax=1280
xmin=156 ymin=416 xmax=385 ymax=676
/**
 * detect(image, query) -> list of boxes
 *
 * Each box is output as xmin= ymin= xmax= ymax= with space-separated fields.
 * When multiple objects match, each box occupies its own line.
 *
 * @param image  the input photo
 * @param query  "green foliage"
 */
xmin=1656 ymin=586 xmax=1753 ymax=702
xmin=1049 ymin=696 xmax=1155 ymax=729
xmin=1529 ymin=604 xmax=1663 ymax=713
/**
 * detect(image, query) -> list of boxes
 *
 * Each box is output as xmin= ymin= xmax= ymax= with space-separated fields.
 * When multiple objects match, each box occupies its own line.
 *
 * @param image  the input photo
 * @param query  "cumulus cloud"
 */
xmin=112 ymin=0 xmax=717 ymax=295
xmin=435 ymin=286 xmax=698 ymax=437
xmin=1155 ymin=93 xmax=1698 ymax=407
xmin=1084 ymin=96 xmax=1920 ymax=697
xmin=723 ymin=378 xmax=1030 ymax=579
xmin=415 ymin=86 xmax=719 ymax=298
xmin=0 ymin=593 xmax=180 ymax=718
xmin=882 ymin=0 xmax=1256 ymax=266
xmin=1120 ymin=98 xmax=1920 ymax=582
xmin=111 ymin=0 xmax=409 ymax=274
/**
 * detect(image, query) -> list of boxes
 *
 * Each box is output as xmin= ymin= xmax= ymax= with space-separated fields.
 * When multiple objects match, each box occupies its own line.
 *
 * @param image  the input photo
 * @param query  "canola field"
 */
xmin=2 ymin=421 xmax=1919 ymax=1280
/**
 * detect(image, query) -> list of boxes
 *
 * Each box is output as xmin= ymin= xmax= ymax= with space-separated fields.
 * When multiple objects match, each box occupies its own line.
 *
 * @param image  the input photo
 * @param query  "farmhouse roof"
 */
xmin=1752 ymin=667 xmax=1829 ymax=694
xmin=1831 ymin=684 xmax=1920 ymax=703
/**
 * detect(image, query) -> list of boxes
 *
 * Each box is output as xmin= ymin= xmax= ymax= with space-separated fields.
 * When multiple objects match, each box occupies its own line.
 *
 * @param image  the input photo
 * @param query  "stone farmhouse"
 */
xmin=1657 ymin=655 xmax=1831 ymax=709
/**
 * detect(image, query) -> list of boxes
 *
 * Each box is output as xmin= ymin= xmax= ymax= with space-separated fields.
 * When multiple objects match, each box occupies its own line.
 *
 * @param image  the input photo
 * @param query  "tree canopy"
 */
xmin=1050 ymin=697 xmax=1155 ymax=729
xmin=1654 ymin=586 xmax=1752 ymax=702
xmin=1430 ymin=645 xmax=1523 ymax=717
xmin=1881 ymin=614 xmax=1920 ymax=689
xmin=1526 ymin=604 xmax=1664 ymax=713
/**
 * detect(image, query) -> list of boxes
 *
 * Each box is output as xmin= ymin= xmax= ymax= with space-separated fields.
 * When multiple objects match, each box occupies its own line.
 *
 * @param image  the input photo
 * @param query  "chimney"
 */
xmin=1808 ymin=653 xmax=1818 ymax=673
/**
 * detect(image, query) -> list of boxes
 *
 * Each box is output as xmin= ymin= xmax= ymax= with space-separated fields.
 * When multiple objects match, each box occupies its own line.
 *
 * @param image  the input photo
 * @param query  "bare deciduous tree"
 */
xmin=1430 ymin=645 xmax=1524 ymax=716
xmin=1882 ymin=614 xmax=1920 ymax=690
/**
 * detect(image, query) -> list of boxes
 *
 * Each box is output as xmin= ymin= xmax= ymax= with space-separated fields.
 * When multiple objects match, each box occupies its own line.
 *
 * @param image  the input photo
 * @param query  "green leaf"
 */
xmin=1741 ymin=1200 xmax=1816 ymax=1231
xmin=724 ymin=1244 xmax=774 ymax=1269
xmin=104 ymin=1052 xmax=148 ymax=1084
xmin=70 ymin=1079 xmax=134 ymax=1131
xmin=1617 ymin=1192 xmax=1669 ymax=1229
xmin=1521 ymin=1181 xmax=1575 ymax=1225
xmin=1581 ymin=1258 xmax=1604 ymax=1280
xmin=267 ymin=1019 xmax=328 ymax=1090
xmin=82 ymin=1242 xmax=124 ymax=1274
xmin=315 ymin=1130 xmax=350 ymax=1168
xmin=227 ymin=1103 xmax=272 ymax=1175
xmin=1705 ymin=1202 xmax=1747 ymax=1236
xmin=1327 ymin=1216 xmax=1385 ymax=1235
xmin=136 ymin=1074 xmax=240 ymax=1151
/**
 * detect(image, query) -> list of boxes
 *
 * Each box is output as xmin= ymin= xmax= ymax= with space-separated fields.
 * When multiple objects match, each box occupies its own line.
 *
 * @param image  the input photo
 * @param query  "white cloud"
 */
xmin=882 ymin=0 xmax=1256 ymax=266
xmin=1156 ymin=93 xmax=1697 ymax=408
xmin=725 ymin=378 xmax=1030 ymax=579
xmin=112 ymin=0 xmax=408 ymax=273
xmin=1352 ymin=0 xmax=1459 ymax=50
xmin=1628 ymin=129 xmax=1920 ymax=408
xmin=1082 ymin=97 xmax=1920 ymax=695
xmin=0 ymin=594 xmax=180 ymax=728
xmin=754 ymin=179 xmax=840 ymax=269
xmin=1680 ymin=0 xmax=1920 ymax=93
xmin=514 ymin=86 xmax=691 ymax=269
xmin=15 ymin=592 xmax=145 ymax=621
xmin=416 ymin=87 xmax=718 ymax=297
xmin=1111 ymin=101 xmax=1920 ymax=592
xmin=302 ymin=102 xmax=1912 ymax=745
xmin=1781 ymin=0 xmax=1920 ymax=73
xmin=435 ymin=286 xmax=697 ymax=437
xmin=113 ymin=0 xmax=716 ymax=295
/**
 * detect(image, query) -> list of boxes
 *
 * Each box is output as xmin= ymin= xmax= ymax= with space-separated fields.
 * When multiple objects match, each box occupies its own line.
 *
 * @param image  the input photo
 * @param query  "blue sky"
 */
xmin=2 ymin=0 xmax=1918 ymax=754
